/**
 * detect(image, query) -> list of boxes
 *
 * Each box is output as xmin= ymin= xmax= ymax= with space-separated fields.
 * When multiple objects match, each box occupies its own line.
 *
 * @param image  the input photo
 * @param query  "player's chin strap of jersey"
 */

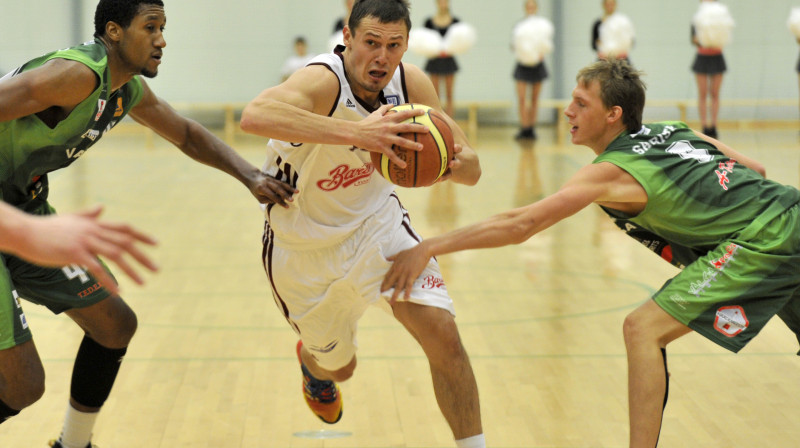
xmin=599 ymin=205 xmax=704 ymax=447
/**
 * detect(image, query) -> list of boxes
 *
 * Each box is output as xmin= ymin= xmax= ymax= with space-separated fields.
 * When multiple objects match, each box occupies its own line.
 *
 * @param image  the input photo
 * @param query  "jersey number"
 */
xmin=62 ymin=264 xmax=90 ymax=283
xmin=665 ymin=140 xmax=714 ymax=163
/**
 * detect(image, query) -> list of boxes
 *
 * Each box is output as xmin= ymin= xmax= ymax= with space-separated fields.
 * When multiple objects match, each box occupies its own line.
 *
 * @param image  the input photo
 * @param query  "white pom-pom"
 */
xmin=513 ymin=16 xmax=554 ymax=66
xmin=788 ymin=7 xmax=800 ymax=39
xmin=599 ymin=13 xmax=635 ymax=57
xmin=693 ymin=2 xmax=735 ymax=49
xmin=409 ymin=28 xmax=444 ymax=57
xmin=443 ymin=22 xmax=477 ymax=55
xmin=328 ymin=32 xmax=344 ymax=52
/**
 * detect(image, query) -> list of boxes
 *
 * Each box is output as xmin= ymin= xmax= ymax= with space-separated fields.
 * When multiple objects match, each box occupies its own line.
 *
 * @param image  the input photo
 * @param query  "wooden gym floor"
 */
xmin=3 ymin=122 xmax=800 ymax=448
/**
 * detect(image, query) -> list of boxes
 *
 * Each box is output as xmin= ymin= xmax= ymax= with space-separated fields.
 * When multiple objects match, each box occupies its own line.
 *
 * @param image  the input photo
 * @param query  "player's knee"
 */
xmin=93 ymin=305 xmax=138 ymax=348
xmin=622 ymin=310 xmax=652 ymax=348
xmin=426 ymin=320 xmax=467 ymax=363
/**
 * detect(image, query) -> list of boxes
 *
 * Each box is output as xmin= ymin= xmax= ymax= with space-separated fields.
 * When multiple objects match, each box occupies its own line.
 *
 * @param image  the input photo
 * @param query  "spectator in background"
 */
xmin=281 ymin=36 xmax=314 ymax=82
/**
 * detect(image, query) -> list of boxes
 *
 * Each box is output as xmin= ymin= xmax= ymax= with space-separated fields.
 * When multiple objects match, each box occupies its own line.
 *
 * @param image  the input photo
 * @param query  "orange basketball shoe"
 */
xmin=296 ymin=340 xmax=343 ymax=424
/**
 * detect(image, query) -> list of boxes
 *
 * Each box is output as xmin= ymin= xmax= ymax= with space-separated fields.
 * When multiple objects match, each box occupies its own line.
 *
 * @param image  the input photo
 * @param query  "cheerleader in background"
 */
xmin=788 ymin=7 xmax=800 ymax=124
xmin=591 ymin=0 xmax=616 ymax=58
xmin=512 ymin=0 xmax=553 ymax=141
xmin=591 ymin=0 xmax=633 ymax=63
xmin=692 ymin=0 xmax=734 ymax=139
xmin=424 ymin=0 xmax=461 ymax=117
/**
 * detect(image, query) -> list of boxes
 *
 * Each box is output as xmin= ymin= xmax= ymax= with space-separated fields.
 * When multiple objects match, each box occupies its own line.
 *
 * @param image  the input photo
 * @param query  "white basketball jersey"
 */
xmin=261 ymin=47 xmax=408 ymax=246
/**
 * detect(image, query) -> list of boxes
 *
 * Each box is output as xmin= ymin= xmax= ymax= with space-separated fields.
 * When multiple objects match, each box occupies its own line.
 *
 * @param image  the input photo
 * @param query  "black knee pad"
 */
xmin=71 ymin=336 xmax=128 ymax=408
xmin=0 ymin=398 xmax=21 ymax=424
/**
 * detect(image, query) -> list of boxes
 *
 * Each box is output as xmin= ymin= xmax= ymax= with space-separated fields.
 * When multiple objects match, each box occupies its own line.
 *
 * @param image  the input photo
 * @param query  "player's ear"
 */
xmin=343 ymin=25 xmax=353 ymax=48
xmin=105 ymin=21 xmax=123 ymax=43
xmin=607 ymin=105 xmax=623 ymax=125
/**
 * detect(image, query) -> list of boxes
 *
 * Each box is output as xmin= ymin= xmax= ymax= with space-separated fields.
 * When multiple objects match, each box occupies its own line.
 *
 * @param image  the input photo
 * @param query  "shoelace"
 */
xmin=303 ymin=374 xmax=338 ymax=403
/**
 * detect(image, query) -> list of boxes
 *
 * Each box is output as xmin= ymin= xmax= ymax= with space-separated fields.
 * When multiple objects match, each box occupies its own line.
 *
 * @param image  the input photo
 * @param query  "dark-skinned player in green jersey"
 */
xmin=0 ymin=1 xmax=295 ymax=447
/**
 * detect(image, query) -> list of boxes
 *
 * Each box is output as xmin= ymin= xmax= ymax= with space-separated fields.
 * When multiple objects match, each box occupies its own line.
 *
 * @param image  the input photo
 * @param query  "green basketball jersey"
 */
xmin=0 ymin=40 xmax=144 ymax=211
xmin=593 ymin=122 xmax=800 ymax=250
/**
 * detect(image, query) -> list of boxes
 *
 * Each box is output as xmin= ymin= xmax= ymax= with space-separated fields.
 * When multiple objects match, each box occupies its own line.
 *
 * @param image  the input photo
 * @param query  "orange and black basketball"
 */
xmin=370 ymin=103 xmax=455 ymax=188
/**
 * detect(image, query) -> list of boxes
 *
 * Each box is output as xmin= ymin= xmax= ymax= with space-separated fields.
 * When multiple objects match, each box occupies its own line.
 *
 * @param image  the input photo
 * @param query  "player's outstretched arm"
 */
xmin=129 ymin=79 xmax=297 ymax=207
xmin=0 ymin=203 xmax=158 ymax=295
xmin=381 ymin=162 xmax=638 ymax=302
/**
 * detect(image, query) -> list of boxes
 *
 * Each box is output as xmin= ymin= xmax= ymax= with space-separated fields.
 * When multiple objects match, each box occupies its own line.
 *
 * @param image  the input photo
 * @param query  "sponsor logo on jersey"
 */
xmin=714 ymin=305 xmax=748 ymax=337
xmin=66 ymin=147 xmax=86 ymax=160
xmin=113 ymin=97 xmax=124 ymax=117
xmin=631 ymin=125 xmax=675 ymax=155
xmin=78 ymin=282 xmax=102 ymax=298
xmin=710 ymin=243 xmax=739 ymax=270
xmin=714 ymin=159 xmax=737 ymax=191
xmin=421 ymin=275 xmax=445 ymax=290
xmin=345 ymin=98 xmax=356 ymax=108
xmin=13 ymin=290 xmax=28 ymax=330
xmin=94 ymin=99 xmax=107 ymax=121
xmin=385 ymin=94 xmax=400 ymax=106
xmin=316 ymin=163 xmax=374 ymax=190
xmin=82 ymin=129 xmax=100 ymax=142
xmin=688 ymin=267 xmax=719 ymax=297
xmin=668 ymin=293 xmax=689 ymax=310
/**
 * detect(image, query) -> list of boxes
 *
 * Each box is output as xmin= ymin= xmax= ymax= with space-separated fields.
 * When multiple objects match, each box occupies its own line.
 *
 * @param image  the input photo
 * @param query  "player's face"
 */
xmin=118 ymin=5 xmax=167 ymax=78
xmin=343 ymin=17 xmax=408 ymax=102
xmin=565 ymin=80 xmax=613 ymax=151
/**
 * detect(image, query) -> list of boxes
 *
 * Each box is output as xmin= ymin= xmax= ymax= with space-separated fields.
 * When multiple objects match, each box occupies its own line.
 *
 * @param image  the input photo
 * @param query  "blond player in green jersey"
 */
xmin=383 ymin=58 xmax=800 ymax=447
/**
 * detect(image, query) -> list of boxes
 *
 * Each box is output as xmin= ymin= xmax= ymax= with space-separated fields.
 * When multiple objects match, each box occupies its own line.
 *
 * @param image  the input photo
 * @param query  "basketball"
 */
xmin=370 ymin=103 xmax=455 ymax=188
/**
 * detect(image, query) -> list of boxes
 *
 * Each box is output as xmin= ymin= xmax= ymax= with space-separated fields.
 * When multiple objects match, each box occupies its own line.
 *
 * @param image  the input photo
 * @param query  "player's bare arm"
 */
xmin=693 ymin=129 xmax=766 ymax=177
xmin=405 ymin=63 xmax=481 ymax=186
xmin=129 ymin=79 xmax=296 ymax=206
xmin=382 ymin=162 xmax=642 ymax=301
xmin=240 ymin=64 xmax=428 ymax=168
xmin=0 ymin=58 xmax=97 ymax=123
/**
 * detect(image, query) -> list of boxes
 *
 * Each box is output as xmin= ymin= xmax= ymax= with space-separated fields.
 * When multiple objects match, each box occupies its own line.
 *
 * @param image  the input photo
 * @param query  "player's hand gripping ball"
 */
xmin=371 ymin=103 xmax=455 ymax=188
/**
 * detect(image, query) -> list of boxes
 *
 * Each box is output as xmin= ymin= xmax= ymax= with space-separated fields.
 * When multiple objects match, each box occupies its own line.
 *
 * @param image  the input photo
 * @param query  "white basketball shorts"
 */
xmin=262 ymin=195 xmax=454 ymax=370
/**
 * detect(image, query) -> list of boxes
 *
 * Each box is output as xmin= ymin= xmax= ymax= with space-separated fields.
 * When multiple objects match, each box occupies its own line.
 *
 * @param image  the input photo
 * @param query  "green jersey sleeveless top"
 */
xmin=594 ymin=122 xmax=800 ymax=250
xmin=0 ymin=40 xmax=144 ymax=210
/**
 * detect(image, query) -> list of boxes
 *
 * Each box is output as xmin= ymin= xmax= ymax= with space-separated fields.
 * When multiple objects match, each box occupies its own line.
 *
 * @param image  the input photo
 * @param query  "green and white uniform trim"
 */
xmin=595 ymin=122 xmax=800 ymax=353
xmin=0 ymin=41 xmax=143 ymax=350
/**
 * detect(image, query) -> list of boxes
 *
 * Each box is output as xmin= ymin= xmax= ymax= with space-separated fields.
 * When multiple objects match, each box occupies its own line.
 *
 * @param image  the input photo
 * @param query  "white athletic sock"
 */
xmin=455 ymin=433 xmax=486 ymax=448
xmin=58 ymin=404 xmax=98 ymax=448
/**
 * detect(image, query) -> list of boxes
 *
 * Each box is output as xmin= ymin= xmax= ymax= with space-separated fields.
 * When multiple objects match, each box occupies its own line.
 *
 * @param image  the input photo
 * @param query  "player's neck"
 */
xmin=596 ymin=127 xmax=627 ymax=154
xmin=99 ymin=39 xmax=136 ymax=92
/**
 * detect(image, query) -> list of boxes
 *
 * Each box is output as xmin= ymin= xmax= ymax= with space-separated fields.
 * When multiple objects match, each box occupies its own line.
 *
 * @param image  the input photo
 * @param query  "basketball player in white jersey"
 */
xmin=240 ymin=1 xmax=484 ymax=447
